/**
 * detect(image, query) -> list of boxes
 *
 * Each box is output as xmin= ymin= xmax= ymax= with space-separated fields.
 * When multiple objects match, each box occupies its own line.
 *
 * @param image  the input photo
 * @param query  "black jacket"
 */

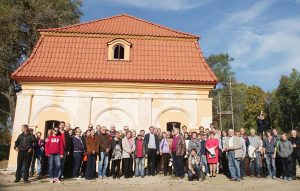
xmin=289 ymin=136 xmax=300 ymax=151
xmin=144 ymin=133 xmax=159 ymax=152
xmin=14 ymin=132 xmax=37 ymax=152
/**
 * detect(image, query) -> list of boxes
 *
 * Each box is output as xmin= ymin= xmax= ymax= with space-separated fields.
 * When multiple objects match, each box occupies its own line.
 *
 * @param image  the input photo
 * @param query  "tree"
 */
xmin=0 ymin=0 xmax=82 ymax=128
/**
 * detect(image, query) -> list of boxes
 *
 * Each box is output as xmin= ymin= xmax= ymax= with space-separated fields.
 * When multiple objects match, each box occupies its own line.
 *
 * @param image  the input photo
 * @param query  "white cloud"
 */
xmin=108 ymin=0 xmax=210 ymax=11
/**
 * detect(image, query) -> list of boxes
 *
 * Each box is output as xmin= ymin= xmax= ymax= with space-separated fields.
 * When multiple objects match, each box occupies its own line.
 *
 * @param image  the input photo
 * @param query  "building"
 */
xmin=8 ymin=14 xmax=218 ymax=168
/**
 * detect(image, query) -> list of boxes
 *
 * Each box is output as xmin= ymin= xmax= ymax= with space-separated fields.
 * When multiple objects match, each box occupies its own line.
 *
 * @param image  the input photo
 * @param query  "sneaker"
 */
xmin=13 ymin=179 xmax=20 ymax=183
xmin=272 ymin=176 xmax=276 ymax=180
xmin=288 ymin=177 xmax=292 ymax=181
xmin=236 ymin=179 xmax=241 ymax=182
xmin=24 ymin=180 xmax=30 ymax=183
xmin=283 ymin=176 xmax=288 ymax=181
xmin=49 ymin=179 xmax=54 ymax=183
xmin=54 ymin=178 xmax=61 ymax=183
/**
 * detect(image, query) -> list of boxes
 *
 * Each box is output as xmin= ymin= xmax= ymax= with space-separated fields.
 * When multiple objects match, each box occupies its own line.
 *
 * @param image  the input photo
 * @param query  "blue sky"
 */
xmin=81 ymin=0 xmax=300 ymax=91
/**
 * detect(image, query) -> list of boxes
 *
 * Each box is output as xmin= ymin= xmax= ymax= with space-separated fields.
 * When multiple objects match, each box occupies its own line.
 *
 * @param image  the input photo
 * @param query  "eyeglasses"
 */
xmin=54 ymin=130 xmax=59 ymax=132
xmin=124 ymin=129 xmax=129 ymax=131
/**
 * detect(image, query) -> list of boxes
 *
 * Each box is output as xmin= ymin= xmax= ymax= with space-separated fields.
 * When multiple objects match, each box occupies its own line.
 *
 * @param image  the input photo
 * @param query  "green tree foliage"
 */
xmin=0 ymin=0 xmax=82 ymax=131
xmin=267 ymin=69 xmax=300 ymax=132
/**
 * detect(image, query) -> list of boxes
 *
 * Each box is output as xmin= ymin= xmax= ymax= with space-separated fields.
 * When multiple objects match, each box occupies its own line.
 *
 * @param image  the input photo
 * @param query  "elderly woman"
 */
xmin=206 ymin=131 xmax=219 ymax=177
xmin=122 ymin=131 xmax=135 ymax=179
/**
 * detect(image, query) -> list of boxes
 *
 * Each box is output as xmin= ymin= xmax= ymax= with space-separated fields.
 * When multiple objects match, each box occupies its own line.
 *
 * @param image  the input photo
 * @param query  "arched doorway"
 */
xmin=156 ymin=109 xmax=190 ymax=132
xmin=166 ymin=122 xmax=181 ymax=133
xmin=44 ymin=120 xmax=60 ymax=138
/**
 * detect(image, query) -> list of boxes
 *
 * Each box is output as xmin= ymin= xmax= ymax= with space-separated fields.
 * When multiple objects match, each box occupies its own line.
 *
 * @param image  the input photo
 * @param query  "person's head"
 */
xmin=59 ymin=121 xmax=65 ymax=131
xmin=90 ymin=129 xmax=95 ymax=136
xmin=162 ymin=132 xmax=167 ymax=138
xmin=96 ymin=125 xmax=101 ymax=132
xmin=29 ymin=128 xmax=34 ymax=134
xmin=190 ymin=148 xmax=197 ymax=156
xmin=132 ymin=130 xmax=137 ymax=137
xmin=115 ymin=131 xmax=121 ymax=139
xmin=184 ymin=132 xmax=189 ymax=139
xmin=191 ymin=132 xmax=197 ymax=139
xmin=228 ymin=129 xmax=234 ymax=137
xmin=199 ymin=126 xmax=204 ymax=133
xmin=281 ymin=133 xmax=287 ymax=141
xmin=240 ymin=128 xmax=245 ymax=135
xmin=140 ymin=130 xmax=145 ymax=137
xmin=235 ymin=131 xmax=241 ymax=137
xmin=65 ymin=123 xmax=71 ymax=131
xmin=209 ymin=131 xmax=215 ymax=139
xmin=221 ymin=130 xmax=227 ymax=137
xmin=202 ymin=133 xmax=208 ymax=140
xmin=123 ymin=126 xmax=129 ymax=135
xmin=75 ymin=128 xmax=82 ymax=137
xmin=173 ymin=127 xmax=180 ymax=135
xmin=266 ymin=130 xmax=272 ymax=137
xmin=210 ymin=126 xmax=216 ymax=133
xmin=182 ymin=125 xmax=187 ymax=133
xmin=22 ymin=124 xmax=29 ymax=133
xmin=100 ymin=126 xmax=107 ymax=134
xmin=166 ymin=131 xmax=171 ymax=138
xmin=47 ymin=129 xmax=52 ymax=136
xmin=250 ymin=128 xmax=256 ymax=136
xmin=157 ymin=128 xmax=162 ymax=135
xmin=137 ymin=134 xmax=142 ymax=140
xmin=36 ymin=132 xmax=42 ymax=139
xmin=126 ymin=131 xmax=132 ymax=138
xmin=110 ymin=124 xmax=116 ymax=131
xmin=53 ymin=126 xmax=59 ymax=135
xmin=88 ymin=124 xmax=93 ymax=130
xmin=204 ymin=128 xmax=210 ymax=133
xmin=149 ymin=126 xmax=155 ymax=134
xmin=272 ymin=128 xmax=278 ymax=136
xmin=154 ymin=128 xmax=158 ymax=135
xmin=291 ymin=130 xmax=297 ymax=138
xmin=198 ymin=133 xmax=202 ymax=140
xmin=69 ymin=129 xmax=74 ymax=136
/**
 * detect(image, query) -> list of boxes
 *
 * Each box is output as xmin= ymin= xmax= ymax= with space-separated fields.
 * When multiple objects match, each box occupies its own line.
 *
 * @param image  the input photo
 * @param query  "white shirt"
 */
xmin=148 ymin=133 xmax=156 ymax=149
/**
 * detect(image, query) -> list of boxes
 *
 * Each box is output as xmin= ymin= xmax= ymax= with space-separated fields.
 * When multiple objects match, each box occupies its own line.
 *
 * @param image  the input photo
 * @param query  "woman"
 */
xmin=111 ymin=131 xmax=122 ymax=179
xmin=263 ymin=130 xmax=277 ymax=179
xmin=122 ymin=131 xmax=135 ymax=179
xmin=206 ymin=131 xmax=219 ymax=177
xmin=72 ymin=128 xmax=84 ymax=178
xmin=219 ymin=130 xmax=229 ymax=176
xmin=184 ymin=132 xmax=190 ymax=174
xmin=85 ymin=129 xmax=99 ymax=180
xmin=45 ymin=127 xmax=64 ymax=183
xmin=160 ymin=131 xmax=172 ymax=176
xmin=188 ymin=148 xmax=205 ymax=181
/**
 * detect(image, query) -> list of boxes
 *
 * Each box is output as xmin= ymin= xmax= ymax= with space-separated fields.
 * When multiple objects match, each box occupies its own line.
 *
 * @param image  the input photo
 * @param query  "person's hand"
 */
xmin=106 ymin=148 xmax=110 ymax=153
xmin=145 ymin=154 xmax=148 ymax=158
xmin=67 ymin=151 xmax=70 ymax=155
xmin=157 ymin=151 xmax=159 ymax=155
xmin=192 ymin=170 xmax=195 ymax=175
xmin=28 ymin=148 xmax=32 ymax=153
xmin=15 ymin=148 xmax=19 ymax=152
xmin=60 ymin=155 xmax=64 ymax=158
xmin=293 ymin=144 xmax=297 ymax=148
xmin=92 ymin=150 xmax=95 ymax=154
xmin=160 ymin=152 xmax=162 ymax=156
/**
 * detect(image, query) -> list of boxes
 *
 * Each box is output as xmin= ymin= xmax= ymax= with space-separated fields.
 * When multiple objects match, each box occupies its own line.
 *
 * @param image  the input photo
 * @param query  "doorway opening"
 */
xmin=44 ymin=120 xmax=60 ymax=139
xmin=166 ymin=122 xmax=181 ymax=133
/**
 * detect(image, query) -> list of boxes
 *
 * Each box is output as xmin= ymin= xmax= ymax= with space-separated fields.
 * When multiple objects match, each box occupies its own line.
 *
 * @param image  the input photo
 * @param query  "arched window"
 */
xmin=113 ymin=44 xmax=124 ymax=60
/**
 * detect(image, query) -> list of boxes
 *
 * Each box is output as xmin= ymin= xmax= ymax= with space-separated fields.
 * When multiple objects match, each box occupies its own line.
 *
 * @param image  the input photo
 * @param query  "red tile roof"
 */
xmin=12 ymin=14 xmax=218 ymax=85
xmin=39 ymin=14 xmax=199 ymax=39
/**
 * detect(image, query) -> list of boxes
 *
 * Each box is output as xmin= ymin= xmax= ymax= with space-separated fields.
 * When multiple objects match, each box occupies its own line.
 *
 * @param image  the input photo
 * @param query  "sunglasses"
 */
xmin=124 ymin=129 xmax=129 ymax=131
xmin=54 ymin=130 xmax=59 ymax=132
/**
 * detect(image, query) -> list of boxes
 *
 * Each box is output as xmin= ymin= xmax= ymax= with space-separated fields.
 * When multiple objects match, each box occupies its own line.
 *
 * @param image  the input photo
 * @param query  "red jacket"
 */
xmin=45 ymin=135 xmax=64 ymax=156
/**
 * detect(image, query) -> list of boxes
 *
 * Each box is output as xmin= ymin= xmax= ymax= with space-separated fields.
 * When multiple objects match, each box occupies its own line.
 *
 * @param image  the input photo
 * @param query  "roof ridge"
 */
xmin=38 ymin=13 xmax=199 ymax=39
xmin=38 ymin=14 xmax=126 ymax=32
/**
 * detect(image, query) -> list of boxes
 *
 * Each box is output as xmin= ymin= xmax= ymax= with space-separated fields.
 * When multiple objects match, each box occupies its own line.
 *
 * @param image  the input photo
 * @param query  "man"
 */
xmin=58 ymin=121 xmax=71 ymax=179
xmin=272 ymin=128 xmax=282 ymax=178
xmin=239 ymin=128 xmax=249 ymax=177
xmin=248 ymin=128 xmax=262 ymax=177
xmin=155 ymin=127 xmax=162 ymax=174
xmin=144 ymin=126 xmax=159 ymax=176
xmin=107 ymin=124 xmax=116 ymax=176
xmin=123 ymin=126 xmax=130 ymax=137
xmin=171 ymin=127 xmax=186 ymax=179
xmin=140 ymin=130 xmax=145 ymax=139
xmin=224 ymin=129 xmax=243 ymax=182
xmin=98 ymin=126 xmax=112 ymax=178
xmin=235 ymin=131 xmax=246 ymax=179
xmin=263 ymin=130 xmax=277 ymax=179
xmin=182 ymin=126 xmax=189 ymax=138
xmin=289 ymin=130 xmax=300 ymax=179
xmin=278 ymin=133 xmax=293 ymax=181
xmin=14 ymin=124 xmax=38 ymax=183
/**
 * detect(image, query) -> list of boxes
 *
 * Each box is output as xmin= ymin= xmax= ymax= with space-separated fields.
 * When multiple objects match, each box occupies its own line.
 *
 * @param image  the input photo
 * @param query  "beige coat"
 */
xmin=224 ymin=136 xmax=243 ymax=158
xmin=122 ymin=137 xmax=136 ymax=158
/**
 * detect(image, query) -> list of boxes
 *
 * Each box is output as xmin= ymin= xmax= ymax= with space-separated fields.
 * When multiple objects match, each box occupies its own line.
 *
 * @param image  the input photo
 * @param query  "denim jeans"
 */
xmin=98 ymin=152 xmax=108 ymax=177
xmin=266 ymin=153 xmax=276 ymax=177
xmin=250 ymin=152 xmax=262 ymax=176
xmin=73 ymin=152 xmax=83 ymax=178
xmin=188 ymin=165 xmax=204 ymax=181
xmin=135 ymin=157 xmax=145 ymax=176
xmin=49 ymin=154 xmax=61 ymax=179
xmin=201 ymin=155 xmax=209 ymax=174
xmin=31 ymin=152 xmax=43 ymax=176
xmin=227 ymin=151 xmax=241 ymax=180
xmin=58 ymin=152 xmax=66 ymax=178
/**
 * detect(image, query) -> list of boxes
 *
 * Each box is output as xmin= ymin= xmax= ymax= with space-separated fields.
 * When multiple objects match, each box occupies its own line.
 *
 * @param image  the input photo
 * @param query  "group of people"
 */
xmin=13 ymin=121 xmax=300 ymax=184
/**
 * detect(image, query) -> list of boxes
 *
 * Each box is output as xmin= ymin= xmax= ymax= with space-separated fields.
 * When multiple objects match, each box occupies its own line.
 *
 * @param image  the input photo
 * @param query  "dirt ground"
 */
xmin=0 ymin=160 xmax=299 ymax=191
